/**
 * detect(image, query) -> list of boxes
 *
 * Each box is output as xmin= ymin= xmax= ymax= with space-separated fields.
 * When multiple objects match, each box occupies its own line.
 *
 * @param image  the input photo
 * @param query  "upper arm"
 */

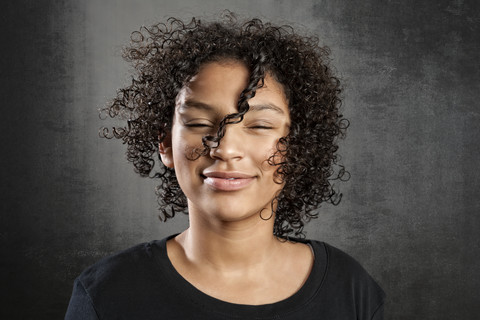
xmin=370 ymin=302 xmax=385 ymax=320
xmin=65 ymin=279 xmax=100 ymax=320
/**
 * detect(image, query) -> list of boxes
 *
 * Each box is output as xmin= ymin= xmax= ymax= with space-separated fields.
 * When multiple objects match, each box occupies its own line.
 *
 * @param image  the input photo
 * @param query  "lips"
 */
xmin=202 ymin=171 xmax=255 ymax=191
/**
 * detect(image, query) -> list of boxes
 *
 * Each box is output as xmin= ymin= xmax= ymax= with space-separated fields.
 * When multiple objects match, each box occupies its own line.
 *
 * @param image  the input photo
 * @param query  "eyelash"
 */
xmin=185 ymin=123 xmax=212 ymax=128
xmin=249 ymin=125 xmax=273 ymax=130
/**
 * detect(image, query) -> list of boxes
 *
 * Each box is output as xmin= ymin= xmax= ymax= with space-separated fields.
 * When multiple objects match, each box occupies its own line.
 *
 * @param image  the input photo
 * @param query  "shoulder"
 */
xmin=326 ymin=242 xmax=383 ymax=291
xmin=322 ymin=242 xmax=372 ymax=275
xmin=312 ymin=240 xmax=384 ymax=289
xmin=76 ymin=240 xmax=168 ymax=301
xmin=78 ymin=242 xmax=151 ymax=284
xmin=67 ymin=237 xmax=184 ymax=318
xmin=307 ymin=240 xmax=386 ymax=319
xmin=308 ymin=240 xmax=378 ymax=277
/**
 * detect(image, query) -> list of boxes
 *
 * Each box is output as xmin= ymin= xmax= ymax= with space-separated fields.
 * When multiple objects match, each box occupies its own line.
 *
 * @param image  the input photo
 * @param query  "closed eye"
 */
xmin=246 ymin=121 xmax=275 ymax=130
xmin=185 ymin=123 xmax=212 ymax=127
xmin=248 ymin=125 xmax=274 ymax=130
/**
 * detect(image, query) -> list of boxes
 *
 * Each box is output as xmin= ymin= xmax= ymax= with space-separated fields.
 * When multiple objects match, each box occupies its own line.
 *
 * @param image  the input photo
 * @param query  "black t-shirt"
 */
xmin=65 ymin=235 xmax=385 ymax=319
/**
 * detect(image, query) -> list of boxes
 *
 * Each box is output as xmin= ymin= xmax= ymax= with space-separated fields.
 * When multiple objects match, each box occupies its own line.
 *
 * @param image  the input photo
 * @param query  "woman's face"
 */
xmin=160 ymin=60 xmax=290 ymax=224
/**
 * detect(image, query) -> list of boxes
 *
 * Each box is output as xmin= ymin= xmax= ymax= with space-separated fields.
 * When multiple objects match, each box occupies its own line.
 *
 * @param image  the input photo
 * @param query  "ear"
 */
xmin=159 ymin=133 xmax=174 ymax=169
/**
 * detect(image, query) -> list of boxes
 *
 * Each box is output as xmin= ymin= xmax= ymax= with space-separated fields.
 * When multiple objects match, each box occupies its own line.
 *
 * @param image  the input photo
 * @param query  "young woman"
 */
xmin=66 ymin=13 xmax=385 ymax=319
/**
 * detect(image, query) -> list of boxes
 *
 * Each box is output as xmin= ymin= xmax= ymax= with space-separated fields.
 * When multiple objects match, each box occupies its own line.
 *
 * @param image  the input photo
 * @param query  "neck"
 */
xmin=178 ymin=208 xmax=279 ymax=272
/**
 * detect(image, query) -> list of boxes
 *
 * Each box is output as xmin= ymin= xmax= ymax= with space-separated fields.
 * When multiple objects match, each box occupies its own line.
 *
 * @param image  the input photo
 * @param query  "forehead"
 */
xmin=175 ymin=61 xmax=289 ymax=116
xmin=189 ymin=60 xmax=249 ymax=94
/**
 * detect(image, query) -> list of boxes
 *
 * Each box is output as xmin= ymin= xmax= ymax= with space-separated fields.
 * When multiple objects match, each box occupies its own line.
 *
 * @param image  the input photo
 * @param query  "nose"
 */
xmin=209 ymin=124 xmax=244 ymax=161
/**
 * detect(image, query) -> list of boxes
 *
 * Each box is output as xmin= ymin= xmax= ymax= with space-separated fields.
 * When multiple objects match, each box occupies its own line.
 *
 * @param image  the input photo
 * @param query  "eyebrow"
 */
xmin=180 ymin=100 xmax=213 ymax=111
xmin=181 ymin=99 xmax=285 ymax=115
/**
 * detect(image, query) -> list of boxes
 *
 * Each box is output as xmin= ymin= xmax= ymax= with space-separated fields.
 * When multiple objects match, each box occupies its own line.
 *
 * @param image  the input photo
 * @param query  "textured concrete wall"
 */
xmin=2 ymin=0 xmax=479 ymax=318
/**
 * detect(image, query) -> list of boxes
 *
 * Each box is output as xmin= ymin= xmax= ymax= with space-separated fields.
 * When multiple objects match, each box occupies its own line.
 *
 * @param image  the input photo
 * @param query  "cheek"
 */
xmin=172 ymin=130 xmax=205 ymax=161
xmin=257 ymin=141 xmax=283 ymax=173
xmin=257 ymin=139 xmax=288 ymax=187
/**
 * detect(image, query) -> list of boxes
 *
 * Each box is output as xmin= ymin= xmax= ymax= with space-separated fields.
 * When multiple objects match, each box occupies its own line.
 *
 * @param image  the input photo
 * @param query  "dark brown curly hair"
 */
xmin=101 ymin=12 xmax=349 ymax=238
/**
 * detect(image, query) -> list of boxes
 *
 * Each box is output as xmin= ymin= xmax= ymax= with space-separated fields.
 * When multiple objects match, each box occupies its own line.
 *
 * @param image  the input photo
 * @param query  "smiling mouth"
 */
xmin=201 ymin=172 xmax=255 ymax=191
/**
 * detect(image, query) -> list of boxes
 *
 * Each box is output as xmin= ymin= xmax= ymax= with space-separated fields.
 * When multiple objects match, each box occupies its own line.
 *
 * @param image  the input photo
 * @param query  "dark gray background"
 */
xmin=2 ymin=0 xmax=479 ymax=319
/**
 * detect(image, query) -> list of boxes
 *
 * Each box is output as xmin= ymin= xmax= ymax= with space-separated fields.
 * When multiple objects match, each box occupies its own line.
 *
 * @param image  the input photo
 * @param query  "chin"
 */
xmin=199 ymin=202 xmax=271 ymax=225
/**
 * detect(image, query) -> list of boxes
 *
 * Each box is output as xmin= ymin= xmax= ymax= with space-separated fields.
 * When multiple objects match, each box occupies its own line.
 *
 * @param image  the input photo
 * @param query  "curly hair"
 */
xmin=100 ymin=12 xmax=349 ymax=238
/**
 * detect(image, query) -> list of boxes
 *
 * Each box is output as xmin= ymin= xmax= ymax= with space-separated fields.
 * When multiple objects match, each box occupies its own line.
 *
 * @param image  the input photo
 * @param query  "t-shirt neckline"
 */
xmin=151 ymin=234 xmax=328 ymax=319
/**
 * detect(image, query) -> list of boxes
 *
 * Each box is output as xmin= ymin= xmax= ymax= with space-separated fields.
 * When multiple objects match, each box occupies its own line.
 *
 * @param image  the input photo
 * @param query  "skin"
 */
xmin=160 ymin=60 xmax=313 ymax=305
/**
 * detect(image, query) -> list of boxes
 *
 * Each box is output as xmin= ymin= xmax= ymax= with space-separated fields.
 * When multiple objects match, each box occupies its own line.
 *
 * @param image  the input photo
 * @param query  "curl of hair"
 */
xmin=100 ymin=12 xmax=349 ymax=238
